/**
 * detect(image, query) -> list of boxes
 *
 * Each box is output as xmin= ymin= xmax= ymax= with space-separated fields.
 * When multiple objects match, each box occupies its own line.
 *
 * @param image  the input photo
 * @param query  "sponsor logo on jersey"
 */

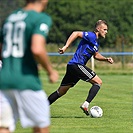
xmin=85 ymin=32 xmax=88 ymax=36
xmin=40 ymin=23 xmax=49 ymax=34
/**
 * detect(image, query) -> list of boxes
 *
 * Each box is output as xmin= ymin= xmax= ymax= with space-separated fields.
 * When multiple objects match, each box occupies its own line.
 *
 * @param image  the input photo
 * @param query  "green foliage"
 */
xmin=0 ymin=0 xmax=133 ymax=48
xmin=0 ymin=0 xmax=25 ymax=25
xmin=47 ymin=0 xmax=133 ymax=48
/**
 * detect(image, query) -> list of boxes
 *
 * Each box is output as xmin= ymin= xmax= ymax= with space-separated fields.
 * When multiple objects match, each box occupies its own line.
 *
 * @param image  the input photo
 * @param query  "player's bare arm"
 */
xmin=59 ymin=31 xmax=83 ymax=54
xmin=31 ymin=34 xmax=59 ymax=83
xmin=93 ymin=52 xmax=114 ymax=64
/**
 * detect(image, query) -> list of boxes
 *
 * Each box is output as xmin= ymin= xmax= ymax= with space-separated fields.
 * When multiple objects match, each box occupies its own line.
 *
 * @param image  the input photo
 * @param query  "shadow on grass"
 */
xmin=51 ymin=116 xmax=90 ymax=118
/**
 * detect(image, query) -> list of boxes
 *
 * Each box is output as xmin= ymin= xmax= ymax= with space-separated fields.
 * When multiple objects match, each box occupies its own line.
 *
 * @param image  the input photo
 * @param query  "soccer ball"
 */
xmin=90 ymin=106 xmax=103 ymax=118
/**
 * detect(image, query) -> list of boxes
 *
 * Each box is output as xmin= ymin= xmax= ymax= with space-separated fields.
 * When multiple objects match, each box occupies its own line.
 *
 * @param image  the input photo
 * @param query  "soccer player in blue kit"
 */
xmin=48 ymin=20 xmax=114 ymax=115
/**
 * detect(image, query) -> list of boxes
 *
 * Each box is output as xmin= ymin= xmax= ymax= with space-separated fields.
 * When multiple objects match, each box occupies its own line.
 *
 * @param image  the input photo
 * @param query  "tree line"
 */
xmin=0 ymin=0 xmax=133 ymax=49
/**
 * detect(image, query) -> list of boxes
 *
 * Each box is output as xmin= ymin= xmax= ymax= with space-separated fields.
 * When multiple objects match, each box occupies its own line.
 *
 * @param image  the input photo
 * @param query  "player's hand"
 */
xmin=58 ymin=48 xmax=64 ymax=54
xmin=107 ymin=57 xmax=114 ymax=64
xmin=48 ymin=70 xmax=59 ymax=83
xmin=58 ymin=46 xmax=67 ymax=54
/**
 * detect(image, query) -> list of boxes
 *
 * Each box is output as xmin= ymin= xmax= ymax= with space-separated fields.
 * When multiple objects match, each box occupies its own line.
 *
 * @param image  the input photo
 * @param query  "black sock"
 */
xmin=48 ymin=91 xmax=60 ymax=105
xmin=86 ymin=84 xmax=100 ymax=103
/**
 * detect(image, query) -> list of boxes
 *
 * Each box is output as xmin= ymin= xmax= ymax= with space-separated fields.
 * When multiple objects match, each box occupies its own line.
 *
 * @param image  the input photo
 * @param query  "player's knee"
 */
xmin=0 ymin=127 xmax=10 ymax=133
xmin=96 ymin=79 xmax=102 ymax=86
xmin=91 ymin=75 xmax=102 ymax=86
xmin=99 ymin=79 xmax=102 ymax=86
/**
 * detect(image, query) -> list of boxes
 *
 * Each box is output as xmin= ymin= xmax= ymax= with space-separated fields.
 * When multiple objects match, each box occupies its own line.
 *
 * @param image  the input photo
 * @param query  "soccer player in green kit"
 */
xmin=0 ymin=0 xmax=58 ymax=133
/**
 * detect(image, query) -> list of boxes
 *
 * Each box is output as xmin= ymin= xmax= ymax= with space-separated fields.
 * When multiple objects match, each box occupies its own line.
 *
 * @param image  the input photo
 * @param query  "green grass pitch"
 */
xmin=15 ymin=70 xmax=133 ymax=133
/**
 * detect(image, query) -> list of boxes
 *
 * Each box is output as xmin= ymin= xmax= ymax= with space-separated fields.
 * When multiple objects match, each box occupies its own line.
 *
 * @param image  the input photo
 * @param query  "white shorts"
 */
xmin=0 ymin=91 xmax=15 ymax=132
xmin=0 ymin=89 xmax=50 ymax=132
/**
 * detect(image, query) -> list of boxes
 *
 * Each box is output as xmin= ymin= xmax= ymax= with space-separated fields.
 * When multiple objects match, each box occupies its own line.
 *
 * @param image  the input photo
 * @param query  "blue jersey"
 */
xmin=68 ymin=31 xmax=99 ymax=65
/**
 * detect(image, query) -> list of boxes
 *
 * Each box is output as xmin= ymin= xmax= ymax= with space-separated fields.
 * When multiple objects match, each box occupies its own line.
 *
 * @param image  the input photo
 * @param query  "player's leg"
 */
xmin=86 ymin=75 xmax=102 ymax=103
xmin=0 ymin=91 xmax=11 ymax=133
xmin=48 ymin=64 xmax=79 ymax=105
xmin=33 ymin=127 xmax=49 ymax=133
xmin=81 ymin=75 xmax=102 ymax=115
xmin=48 ymin=85 xmax=72 ymax=105
xmin=75 ymin=65 xmax=102 ymax=115
xmin=0 ymin=91 xmax=16 ymax=133
xmin=0 ymin=128 xmax=10 ymax=133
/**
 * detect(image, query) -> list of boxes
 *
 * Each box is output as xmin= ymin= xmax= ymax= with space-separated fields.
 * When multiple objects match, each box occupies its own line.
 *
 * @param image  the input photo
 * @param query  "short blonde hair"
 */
xmin=95 ymin=20 xmax=108 ymax=28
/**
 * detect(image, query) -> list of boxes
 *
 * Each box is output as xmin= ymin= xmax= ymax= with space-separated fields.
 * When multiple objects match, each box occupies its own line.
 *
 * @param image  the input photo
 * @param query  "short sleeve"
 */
xmin=32 ymin=15 xmax=52 ymax=38
xmin=83 ymin=32 xmax=91 ymax=41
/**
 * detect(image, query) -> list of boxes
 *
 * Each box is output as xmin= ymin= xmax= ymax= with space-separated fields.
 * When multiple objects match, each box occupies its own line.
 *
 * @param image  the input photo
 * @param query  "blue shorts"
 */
xmin=61 ymin=64 xmax=96 ymax=87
